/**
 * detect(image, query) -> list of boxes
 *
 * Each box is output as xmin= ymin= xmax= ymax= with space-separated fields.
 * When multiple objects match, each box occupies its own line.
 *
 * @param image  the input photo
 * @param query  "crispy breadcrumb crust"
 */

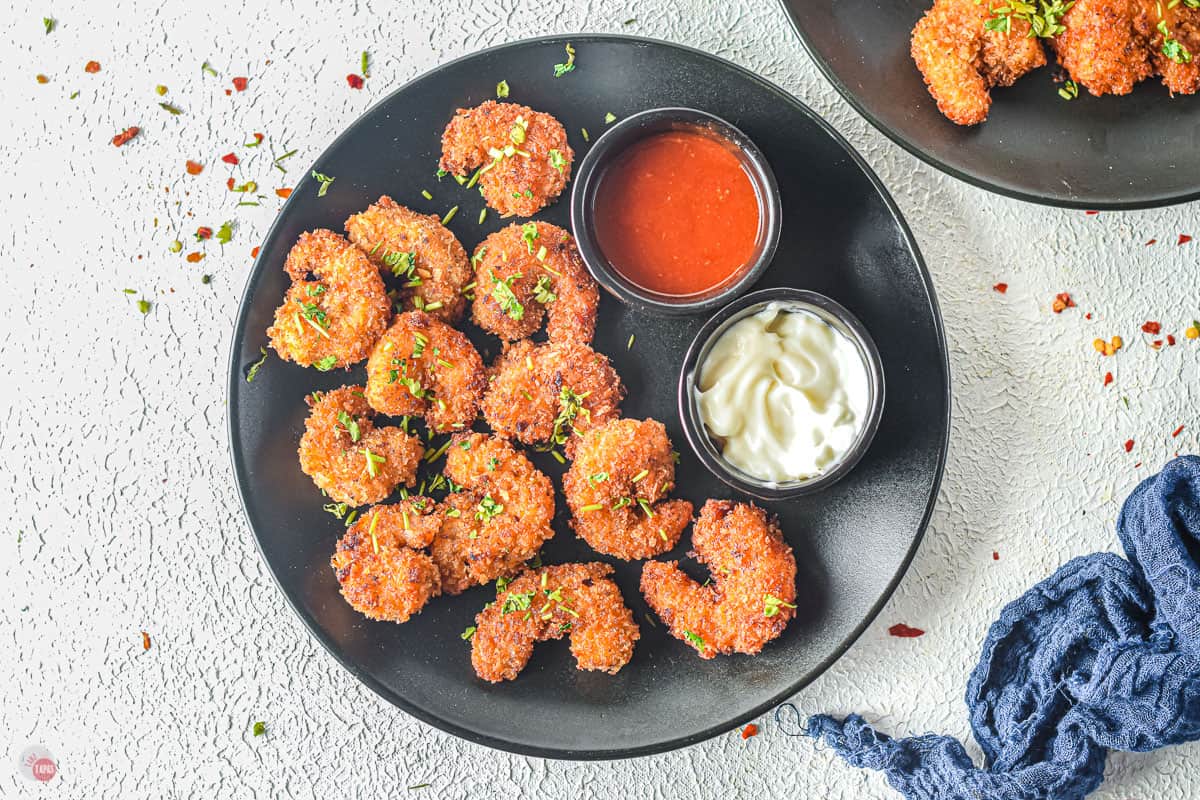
xmin=1053 ymin=0 xmax=1154 ymax=96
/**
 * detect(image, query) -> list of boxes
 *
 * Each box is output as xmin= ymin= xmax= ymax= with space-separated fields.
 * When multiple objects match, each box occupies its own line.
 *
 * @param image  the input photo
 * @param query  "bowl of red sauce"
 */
xmin=570 ymin=108 xmax=781 ymax=315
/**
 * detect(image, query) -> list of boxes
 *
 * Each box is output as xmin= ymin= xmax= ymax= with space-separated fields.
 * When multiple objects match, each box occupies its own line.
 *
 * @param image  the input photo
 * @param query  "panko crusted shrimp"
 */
xmin=480 ymin=339 xmax=624 ymax=456
xmin=297 ymin=386 xmax=424 ymax=507
xmin=1052 ymin=0 xmax=1155 ymax=96
xmin=330 ymin=498 xmax=441 ymax=623
xmin=364 ymin=311 xmax=486 ymax=432
xmin=267 ymin=229 xmax=392 ymax=369
xmin=471 ymin=222 xmax=598 ymax=345
xmin=344 ymin=195 xmax=473 ymax=323
xmin=641 ymin=500 xmax=797 ymax=659
xmin=1150 ymin=1 xmax=1200 ymax=95
xmin=469 ymin=562 xmax=640 ymax=682
xmin=439 ymin=101 xmax=573 ymax=217
xmin=429 ymin=433 xmax=555 ymax=594
xmin=563 ymin=419 xmax=692 ymax=560
xmin=910 ymin=0 xmax=1047 ymax=125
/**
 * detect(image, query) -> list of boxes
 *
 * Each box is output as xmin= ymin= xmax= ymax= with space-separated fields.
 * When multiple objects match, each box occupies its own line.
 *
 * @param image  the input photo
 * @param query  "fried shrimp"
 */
xmin=562 ymin=419 xmax=693 ymax=560
xmin=439 ymin=101 xmax=573 ymax=217
xmin=428 ymin=433 xmax=556 ymax=594
xmin=1052 ymin=0 xmax=1155 ymax=96
xmin=470 ymin=222 xmax=598 ymax=345
xmin=330 ymin=498 xmax=441 ymax=623
xmin=470 ymin=562 xmax=640 ymax=682
xmin=480 ymin=339 xmax=624 ymax=456
xmin=641 ymin=500 xmax=797 ymax=659
xmin=364 ymin=311 xmax=486 ymax=432
xmin=344 ymin=195 xmax=473 ymax=323
xmin=267 ymin=229 xmax=392 ymax=369
xmin=910 ymin=0 xmax=1047 ymax=125
xmin=1150 ymin=1 xmax=1200 ymax=95
xmin=297 ymin=386 xmax=424 ymax=506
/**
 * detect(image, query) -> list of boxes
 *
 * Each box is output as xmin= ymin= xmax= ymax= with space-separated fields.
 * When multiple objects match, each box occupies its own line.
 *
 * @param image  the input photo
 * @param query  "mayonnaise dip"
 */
xmin=695 ymin=302 xmax=869 ymax=482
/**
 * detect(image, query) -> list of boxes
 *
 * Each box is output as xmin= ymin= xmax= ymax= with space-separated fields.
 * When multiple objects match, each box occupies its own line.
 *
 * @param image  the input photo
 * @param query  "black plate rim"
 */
xmin=777 ymin=0 xmax=1200 ymax=211
xmin=225 ymin=32 xmax=952 ymax=760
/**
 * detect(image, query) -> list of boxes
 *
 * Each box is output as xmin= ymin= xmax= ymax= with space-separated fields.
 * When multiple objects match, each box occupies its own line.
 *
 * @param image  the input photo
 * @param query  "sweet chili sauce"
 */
xmin=592 ymin=129 xmax=761 ymax=297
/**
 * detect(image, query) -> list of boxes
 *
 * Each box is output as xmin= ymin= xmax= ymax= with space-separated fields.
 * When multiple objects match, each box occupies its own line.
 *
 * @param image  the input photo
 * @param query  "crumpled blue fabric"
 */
xmin=804 ymin=455 xmax=1200 ymax=800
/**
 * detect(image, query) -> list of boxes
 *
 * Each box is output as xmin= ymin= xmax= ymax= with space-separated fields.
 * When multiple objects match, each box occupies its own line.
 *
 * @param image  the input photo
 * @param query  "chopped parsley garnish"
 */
xmin=337 ymin=411 xmax=361 ymax=442
xmin=306 ymin=284 xmax=327 ymax=297
xmin=496 ymin=576 xmax=511 ymax=594
xmin=159 ymin=102 xmax=183 ymax=115
xmin=501 ymin=590 xmax=535 ymax=614
xmin=399 ymin=376 xmax=428 ymax=400
xmin=1058 ymin=79 xmax=1079 ymax=100
xmin=471 ymin=246 xmax=487 ymax=268
xmin=496 ymin=79 xmax=510 ymax=98
xmin=1159 ymin=19 xmax=1193 ymax=63
xmin=383 ymin=249 xmax=417 ymax=279
xmin=314 ymin=355 xmax=338 ymax=371
xmin=215 ymin=220 xmax=233 ymax=245
xmin=323 ymin=501 xmax=351 ymax=521
xmin=412 ymin=331 xmax=428 ymax=358
xmin=533 ymin=276 xmax=557 ymax=304
xmin=475 ymin=494 xmax=504 ymax=522
xmin=44 ymin=17 xmax=55 ymax=34
xmin=521 ymin=222 xmax=539 ymax=253
xmin=549 ymin=387 xmax=590 ymax=446
xmin=548 ymin=149 xmax=567 ymax=173
xmin=201 ymin=61 xmax=219 ymax=77
xmin=442 ymin=205 xmax=459 ymax=224
xmin=252 ymin=721 xmax=266 ymax=737
xmin=421 ymin=189 xmax=433 ymax=200
xmin=490 ymin=269 xmax=524 ymax=320
xmin=363 ymin=448 xmax=387 ymax=477
xmin=764 ymin=593 xmax=798 ymax=618
xmin=553 ymin=42 xmax=576 ymax=77
xmin=460 ymin=626 xmax=476 ymax=640
xmin=587 ymin=471 xmax=609 ymax=485
xmin=361 ymin=50 xmax=370 ymax=78
xmin=246 ymin=347 xmax=269 ymax=383
xmin=683 ymin=630 xmax=705 ymax=650
xmin=983 ymin=0 xmax=1072 ymax=37
xmin=137 ymin=299 xmax=152 ymax=314
xmin=510 ymin=115 xmax=529 ymax=145
xmin=311 ymin=170 xmax=335 ymax=197
xmin=300 ymin=302 xmax=329 ymax=330
xmin=604 ymin=112 xmax=617 ymax=124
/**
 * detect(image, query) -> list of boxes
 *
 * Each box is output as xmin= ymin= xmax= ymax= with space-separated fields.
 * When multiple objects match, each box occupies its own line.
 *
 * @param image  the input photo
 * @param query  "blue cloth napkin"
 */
xmin=803 ymin=455 xmax=1200 ymax=800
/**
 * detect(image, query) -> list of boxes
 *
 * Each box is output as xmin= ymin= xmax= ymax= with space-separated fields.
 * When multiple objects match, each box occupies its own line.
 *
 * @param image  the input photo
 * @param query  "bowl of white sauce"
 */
xmin=678 ymin=288 xmax=885 ymax=500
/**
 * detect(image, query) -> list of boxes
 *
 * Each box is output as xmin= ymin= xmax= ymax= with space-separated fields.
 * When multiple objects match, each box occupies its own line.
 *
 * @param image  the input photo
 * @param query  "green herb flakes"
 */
xmin=311 ymin=170 xmax=335 ymax=197
xmin=496 ymin=79 xmax=510 ymax=98
xmin=553 ymin=42 xmax=576 ymax=77
xmin=246 ymin=347 xmax=269 ymax=382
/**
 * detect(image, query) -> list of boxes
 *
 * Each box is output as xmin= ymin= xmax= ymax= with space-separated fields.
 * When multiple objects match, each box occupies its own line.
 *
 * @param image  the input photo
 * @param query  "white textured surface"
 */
xmin=3 ymin=0 xmax=1199 ymax=797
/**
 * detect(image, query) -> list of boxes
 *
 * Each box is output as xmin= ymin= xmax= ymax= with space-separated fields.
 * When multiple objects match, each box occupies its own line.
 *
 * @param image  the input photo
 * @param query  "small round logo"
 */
xmin=18 ymin=745 xmax=57 ymax=783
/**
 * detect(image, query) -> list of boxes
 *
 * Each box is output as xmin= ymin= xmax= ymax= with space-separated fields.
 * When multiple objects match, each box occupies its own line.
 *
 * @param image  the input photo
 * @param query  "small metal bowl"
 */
xmin=570 ymin=107 xmax=781 ymax=316
xmin=678 ymin=288 xmax=886 ymax=500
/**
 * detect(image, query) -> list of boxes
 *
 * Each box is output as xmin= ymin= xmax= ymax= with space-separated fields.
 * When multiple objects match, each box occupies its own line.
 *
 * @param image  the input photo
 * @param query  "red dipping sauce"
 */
xmin=592 ymin=130 xmax=762 ymax=298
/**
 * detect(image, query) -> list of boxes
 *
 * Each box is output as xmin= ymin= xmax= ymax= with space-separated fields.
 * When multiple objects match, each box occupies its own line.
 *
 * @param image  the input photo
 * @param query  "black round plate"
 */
xmin=227 ymin=34 xmax=949 ymax=760
xmin=780 ymin=1 xmax=1200 ymax=209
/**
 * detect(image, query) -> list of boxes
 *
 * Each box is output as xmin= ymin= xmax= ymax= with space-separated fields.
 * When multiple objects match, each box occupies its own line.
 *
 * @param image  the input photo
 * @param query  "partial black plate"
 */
xmin=780 ymin=1 xmax=1200 ymax=209
xmin=227 ymin=34 xmax=949 ymax=759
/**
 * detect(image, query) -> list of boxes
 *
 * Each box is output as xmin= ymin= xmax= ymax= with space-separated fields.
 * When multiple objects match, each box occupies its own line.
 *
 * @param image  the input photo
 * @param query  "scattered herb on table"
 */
xmin=252 ymin=721 xmax=266 ymax=737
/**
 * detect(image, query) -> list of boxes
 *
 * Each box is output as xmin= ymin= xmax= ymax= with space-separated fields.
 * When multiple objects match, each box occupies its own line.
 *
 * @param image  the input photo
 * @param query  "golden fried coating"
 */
xmin=911 ymin=0 xmax=1047 ymax=125
xmin=563 ymin=419 xmax=693 ymax=560
xmin=364 ymin=311 xmax=486 ymax=432
xmin=344 ymin=195 xmax=473 ymax=323
xmin=1151 ymin=1 xmax=1200 ymax=95
xmin=297 ymin=386 xmax=424 ymax=506
xmin=470 ymin=562 xmax=640 ymax=682
xmin=1053 ymin=0 xmax=1154 ymax=95
xmin=641 ymin=500 xmax=797 ymax=659
xmin=429 ymin=434 xmax=556 ymax=594
xmin=330 ymin=498 xmax=441 ymax=623
xmin=439 ymin=101 xmax=573 ymax=217
xmin=471 ymin=222 xmax=598 ymax=345
xmin=267 ymin=229 xmax=392 ymax=369
xmin=480 ymin=339 xmax=624 ymax=456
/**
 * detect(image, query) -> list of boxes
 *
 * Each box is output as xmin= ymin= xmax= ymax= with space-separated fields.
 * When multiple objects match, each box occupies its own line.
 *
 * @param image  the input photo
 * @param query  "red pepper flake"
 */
xmin=186 ymin=252 xmax=205 ymax=263
xmin=36 ymin=73 xmax=49 ymax=84
xmin=741 ymin=724 xmax=759 ymax=739
xmin=1085 ymin=312 xmax=1093 ymax=320
xmin=1103 ymin=371 xmax=1113 ymax=387
xmin=196 ymin=227 xmax=213 ymax=241
xmin=888 ymin=623 xmax=924 ymax=638
xmin=1085 ymin=210 xmax=1099 ymax=216
xmin=1168 ymin=334 xmax=1177 ymax=346
xmin=1179 ymin=234 xmax=1193 ymax=245
xmin=85 ymin=60 xmax=101 ymax=73
xmin=111 ymin=126 xmax=140 ymax=147
xmin=1051 ymin=292 xmax=1076 ymax=313
xmin=224 ymin=88 xmax=232 ymax=96
xmin=1124 ymin=439 xmax=1135 ymax=453
xmin=1173 ymin=425 xmax=1185 ymax=438
xmin=141 ymin=631 xmax=151 ymax=650
xmin=275 ymin=187 xmax=293 ymax=198
xmin=1146 ymin=238 xmax=1157 ymax=246
xmin=992 ymin=551 xmax=1000 ymax=561
xmin=1142 ymin=321 xmax=1162 ymax=334
xmin=993 ymin=283 xmax=1008 ymax=294
xmin=226 ymin=177 xmax=236 ymax=190
xmin=250 ymin=132 xmax=264 ymax=146
xmin=185 ymin=160 xmax=203 ymax=175
xmin=232 ymin=76 xmax=249 ymax=92
xmin=251 ymin=246 xmax=261 ymax=258
xmin=221 ymin=152 xmax=239 ymax=165
xmin=346 ymin=73 xmax=365 ymax=89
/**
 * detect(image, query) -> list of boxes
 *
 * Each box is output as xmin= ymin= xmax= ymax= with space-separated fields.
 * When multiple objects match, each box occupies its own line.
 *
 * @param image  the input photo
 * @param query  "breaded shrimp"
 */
xmin=344 ymin=195 xmax=473 ymax=323
xmin=480 ymin=339 xmax=624 ymax=456
xmin=1053 ymin=0 xmax=1154 ymax=95
xmin=470 ymin=222 xmax=598 ymax=345
xmin=267 ymin=229 xmax=392 ymax=369
xmin=429 ymin=433 xmax=556 ymax=594
xmin=470 ymin=562 xmax=640 ymax=682
xmin=364 ymin=311 xmax=486 ymax=432
xmin=911 ymin=0 xmax=1047 ymax=124
xmin=1151 ymin=1 xmax=1200 ymax=95
xmin=641 ymin=500 xmax=797 ymax=659
xmin=330 ymin=498 xmax=441 ymax=623
xmin=439 ymin=101 xmax=573 ymax=217
xmin=562 ymin=419 xmax=693 ymax=560
xmin=297 ymin=386 xmax=424 ymax=507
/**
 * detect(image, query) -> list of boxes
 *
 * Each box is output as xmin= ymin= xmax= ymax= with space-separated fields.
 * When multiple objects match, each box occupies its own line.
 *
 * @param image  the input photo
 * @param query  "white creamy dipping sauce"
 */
xmin=695 ymin=302 xmax=869 ymax=483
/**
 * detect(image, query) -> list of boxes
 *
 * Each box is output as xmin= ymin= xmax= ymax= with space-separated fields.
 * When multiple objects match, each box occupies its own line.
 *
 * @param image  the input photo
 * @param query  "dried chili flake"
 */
xmin=1051 ymin=293 xmax=1075 ymax=313
xmin=1173 ymin=425 xmax=1185 ymax=438
xmin=992 ymin=551 xmax=1000 ymax=561
xmin=111 ymin=126 xmax=139 ymax=147
xmin=275 ymin=187 xmax=292 ymax=198
xmin=1168 ymin=334 xmax=1177 ymax=346
xmin=1085 ymin=312 xmax=1093 ymax=320
xmin=36 ymin=74 xmax=49 ymax=84
xmin=993 ymin=283 xmax=1008 ymax=294
xmin=1085 ymin=210 xmax=1099 ymax=216
xmin=195 ymin=226 xmax=213 ymax=240
xmin=741 ymin=724 xmax=759 ymax=739
xmin=232 ymin=76 xmax=249 ymax=91
xmin=85 ymin=60 xmax=101 ymax=73
xmin=221 ymin=152 xmax=239 ymax=165
xmin=1180 ymin=234 xmax=1193 ymax=245
xmin=226 ymin=177 xmax=235 ymax=190
xmin=888 ymin=623 xmax=924 ymax=638
xmin=1103 ymin=372 xmax=1113 ymax=387
xmin=251 ymin=246 xmax=261 ymax=258
xmin=346 ymin=73 xmax=364 ymax=89
xmin=186 ymin=252 xmax=204 ymax=263
xmin=141 ymin=631 xmax=151 ymax=650
xmin=185 ymin=160 xmax=203 ymax=175
xmin=1146 ymin=238 xmax=1157 ymax=246
xmin=1124 ymin=439 xmax=1135 ymax=453
xmin=1142 ymin=321 xmax=1162 ymax=334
